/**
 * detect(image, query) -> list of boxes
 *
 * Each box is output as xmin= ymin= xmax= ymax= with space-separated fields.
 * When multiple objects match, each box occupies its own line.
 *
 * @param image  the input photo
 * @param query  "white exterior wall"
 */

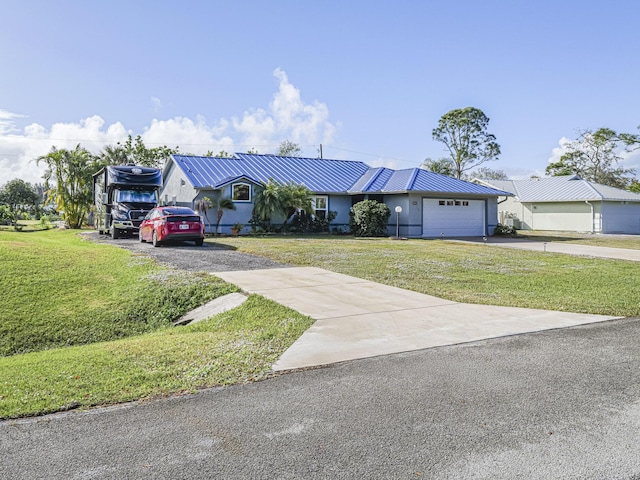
xmin=497 ymin=197 xmax=529 ymax=229
xmin=160 ymin=163 xmax=197 ymax=207
xmin=527 ymin=202 xmax=594 ymax=232
xmin=498 ymin=199 xmax=601 ymax=233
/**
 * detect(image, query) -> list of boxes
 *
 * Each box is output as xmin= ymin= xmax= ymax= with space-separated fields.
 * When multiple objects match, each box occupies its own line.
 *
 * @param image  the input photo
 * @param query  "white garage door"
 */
xmin=422 ymin=198 xmax=485 ymax=237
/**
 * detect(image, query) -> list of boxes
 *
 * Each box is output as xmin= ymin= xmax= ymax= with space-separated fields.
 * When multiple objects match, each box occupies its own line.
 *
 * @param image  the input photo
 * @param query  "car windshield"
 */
xmin=116 ymin=190 xmax=157 ymax=203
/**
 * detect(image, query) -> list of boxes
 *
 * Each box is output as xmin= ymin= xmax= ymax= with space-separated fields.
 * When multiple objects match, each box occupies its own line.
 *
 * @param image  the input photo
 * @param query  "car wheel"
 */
xmin=194 ymin=238 xmax=204 ymax=246
xmin=111 ymin=227 xmax=119 ymax=239
xmin=138 ymin=229 xmax=145 ymax=243
xmin=152 ymin=230 xmax=160 ymax=247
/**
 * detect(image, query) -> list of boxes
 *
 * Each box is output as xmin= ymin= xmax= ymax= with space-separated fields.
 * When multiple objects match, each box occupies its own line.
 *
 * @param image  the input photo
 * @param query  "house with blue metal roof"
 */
xmin=477 ymin=175 xmax=640 ymax=234
xmin=161 ymin=153 xmax=510 ymax=237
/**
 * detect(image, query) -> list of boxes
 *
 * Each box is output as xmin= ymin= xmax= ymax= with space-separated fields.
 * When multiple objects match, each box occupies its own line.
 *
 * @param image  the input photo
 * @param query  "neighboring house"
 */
xmin=160 ymin=153 xmax=510 ymax=237
xmin=476 ymin=175 xmax=640 ymax=234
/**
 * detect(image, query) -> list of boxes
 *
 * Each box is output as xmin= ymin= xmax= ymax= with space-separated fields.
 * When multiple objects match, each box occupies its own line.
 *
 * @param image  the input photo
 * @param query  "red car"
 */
xmin=139 ymin=206 xmax=205 ymax=247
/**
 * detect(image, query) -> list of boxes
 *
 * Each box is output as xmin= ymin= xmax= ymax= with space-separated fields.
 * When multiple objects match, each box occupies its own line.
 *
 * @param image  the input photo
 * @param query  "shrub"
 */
xmin=248 ymin=215 xmax=277 ymax=233
xmin=288 ymin=210 xmax=337 ymax=233
xmin=494 ymin=223 xmax=517 ymax=236
xmin=350 ymin=200 xmax=391 ymax=237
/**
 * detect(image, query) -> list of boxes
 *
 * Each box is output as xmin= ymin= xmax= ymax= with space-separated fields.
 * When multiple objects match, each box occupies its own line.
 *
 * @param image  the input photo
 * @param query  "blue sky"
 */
xmin=2 ymin=0 xmax=640 ymax=184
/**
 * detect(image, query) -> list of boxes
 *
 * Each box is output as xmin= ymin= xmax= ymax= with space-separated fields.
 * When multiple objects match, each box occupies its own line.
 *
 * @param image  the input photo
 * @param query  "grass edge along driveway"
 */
xmin=212 ymin=236 xmax=640 ymax=318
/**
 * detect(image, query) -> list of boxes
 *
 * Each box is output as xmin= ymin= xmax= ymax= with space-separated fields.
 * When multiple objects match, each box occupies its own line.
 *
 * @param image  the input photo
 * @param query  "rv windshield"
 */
xmin=116 ymin=190 xmax=157 ymax=203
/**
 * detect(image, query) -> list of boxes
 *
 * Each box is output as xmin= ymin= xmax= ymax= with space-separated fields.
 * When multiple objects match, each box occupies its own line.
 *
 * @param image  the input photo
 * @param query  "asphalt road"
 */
xmin=3 ymin=317 xmax=640 ymax=479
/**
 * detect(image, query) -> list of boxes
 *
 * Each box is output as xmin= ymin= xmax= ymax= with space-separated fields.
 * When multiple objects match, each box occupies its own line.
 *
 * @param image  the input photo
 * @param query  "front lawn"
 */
xmin=0 ymin=296 xmax=312 ymax=419
xmin=0 ymin=229 xmax=313 ymax=419
xmin=0 ymin=229 xmax=235 ymax=356
xmin=213 ymin=236 xmax=640 ymax=317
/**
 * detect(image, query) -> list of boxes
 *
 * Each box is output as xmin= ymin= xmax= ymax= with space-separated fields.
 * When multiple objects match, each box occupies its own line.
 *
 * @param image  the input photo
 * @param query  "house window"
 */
xmin=312 ymin=196 xmax=328 ymax=219
xmin=462 ymin=201 xmax=469 ymax=206
xmin=439 ymin=200 xmax=445 ymax=206
xmin=232 ymin=183 xmax=251 ymax=202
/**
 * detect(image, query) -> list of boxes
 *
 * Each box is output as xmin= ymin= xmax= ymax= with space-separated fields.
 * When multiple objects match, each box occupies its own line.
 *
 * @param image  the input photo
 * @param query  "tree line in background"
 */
xmin=0 ymin=136 xmax=314 ymax=230
xmin=545 ymin=127 xmax=640 ymax=191
xmin=4 ymin=111 xmax=640 ymax=231
xmin=0 ymin=135 xmax=180 ymax=229
xmin=425 ymin=106 xmax=640 ymax=192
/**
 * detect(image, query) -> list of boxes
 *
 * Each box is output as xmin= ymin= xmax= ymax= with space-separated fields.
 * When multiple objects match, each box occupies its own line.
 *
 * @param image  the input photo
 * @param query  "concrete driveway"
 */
xmin=214 ymin=267 xmax=621 ymax=371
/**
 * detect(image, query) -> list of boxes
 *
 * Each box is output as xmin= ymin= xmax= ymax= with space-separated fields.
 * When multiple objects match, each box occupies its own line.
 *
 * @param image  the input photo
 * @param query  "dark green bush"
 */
xmin=350 ymin=200 xmax=391 ymax=237
xmin=494 ymin=223 xmax=517 ymax=236
xmin=288 ymin=210 xmax=337 ymax=233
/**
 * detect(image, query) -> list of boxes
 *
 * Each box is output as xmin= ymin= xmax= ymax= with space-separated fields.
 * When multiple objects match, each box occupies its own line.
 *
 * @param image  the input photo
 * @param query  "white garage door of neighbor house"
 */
xmin=422 ymin=198 xmax=485 ymax=237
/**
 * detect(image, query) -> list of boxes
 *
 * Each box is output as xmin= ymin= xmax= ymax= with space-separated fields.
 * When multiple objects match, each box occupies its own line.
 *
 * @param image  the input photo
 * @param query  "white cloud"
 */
xmin=0 ymin=115 xmax=129 ymax=184
xmin=232 ymin=68 xmax=337 ymax=151
xmin=547 ymin=136 xmax=572 ymax=165
xmin=150 ymin=96 xmax=162 ymax=113
xmin=142 ymin=116 xmax=235 ymax=154
xmin=0 ymin=109 xmax=27 ymax=135
xmin=0 ymin=68 xmax=339 ymax=184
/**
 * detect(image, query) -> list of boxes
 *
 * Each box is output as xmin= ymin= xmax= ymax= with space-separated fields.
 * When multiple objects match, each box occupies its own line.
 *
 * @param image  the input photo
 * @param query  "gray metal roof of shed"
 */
xmin=483 ymin=176 xmax=640 ymax=202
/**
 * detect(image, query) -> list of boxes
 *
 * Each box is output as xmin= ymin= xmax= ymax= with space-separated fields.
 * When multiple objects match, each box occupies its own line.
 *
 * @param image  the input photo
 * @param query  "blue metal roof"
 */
xmin=348 ymin=167 xmax=395 ymax=193
xmin=171 ymin=154 xmax=370 ymax=193
xmin=349 ymin=167 xmax=511 ymax=195
xmin=408 ymin=169 xmax=509 ymax=195
xmin=168 ymin=154 xmax=511 ymax=197
xmin=213 ymin=174 xmax=262 ymax=189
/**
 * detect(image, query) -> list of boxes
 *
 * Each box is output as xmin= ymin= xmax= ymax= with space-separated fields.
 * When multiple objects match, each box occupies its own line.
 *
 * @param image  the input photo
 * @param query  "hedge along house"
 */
xmin=160 ymin=153 xmax=510 ymax=237
xmin=476 ymin=175 xmax=640 ymax=234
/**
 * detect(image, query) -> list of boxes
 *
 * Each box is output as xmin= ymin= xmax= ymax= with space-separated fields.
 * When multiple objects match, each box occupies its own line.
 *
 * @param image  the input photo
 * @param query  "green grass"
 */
xmin=4 ymin=229 xmax=639 ymax=419
xmin=0 ymin=219 xmax=54 ymax=232
xmin=0 ymin=296 xmax=313 ymax=419
xmin=0 ymin=229 xmax=313 ymax=419
xmin=212 ymin=236 xmax=640 ymax=317
xmin=0 ymin=229 xmax=236 ymax=356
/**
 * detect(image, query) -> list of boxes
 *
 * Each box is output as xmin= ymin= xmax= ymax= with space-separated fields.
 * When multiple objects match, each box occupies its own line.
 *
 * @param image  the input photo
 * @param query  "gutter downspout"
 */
xmin=585 ymin=200 xmax=594 ymax=233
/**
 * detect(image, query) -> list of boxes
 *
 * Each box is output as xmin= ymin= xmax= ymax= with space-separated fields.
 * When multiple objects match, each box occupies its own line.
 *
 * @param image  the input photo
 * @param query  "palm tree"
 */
xmin=99 ymin=145 xmax=129 ymax=165
xmin=195 ymin=196 xmax=236 ymax=235
xmin=36 ymin=145 xmax=100 ymax=228
xmin=195 ymin=197 xmax=213 ymax=233
xmin=214 ymin=197 xmax=236 ymax=234
xmin=281 ymin=181 xmax=312 ymax=225
xmin=252 ymin=179 xmax=285 ymax=226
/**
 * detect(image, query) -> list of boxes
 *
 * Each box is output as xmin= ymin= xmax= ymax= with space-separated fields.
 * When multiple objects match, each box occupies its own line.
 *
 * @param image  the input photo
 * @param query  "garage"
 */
xmin=422 ymin=198 xmax=485 ymax=237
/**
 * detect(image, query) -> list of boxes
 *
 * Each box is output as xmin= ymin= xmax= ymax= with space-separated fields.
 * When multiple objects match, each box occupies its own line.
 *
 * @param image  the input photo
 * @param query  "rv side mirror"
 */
xmin=102 ymin=193 xmax=108 ymax=204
